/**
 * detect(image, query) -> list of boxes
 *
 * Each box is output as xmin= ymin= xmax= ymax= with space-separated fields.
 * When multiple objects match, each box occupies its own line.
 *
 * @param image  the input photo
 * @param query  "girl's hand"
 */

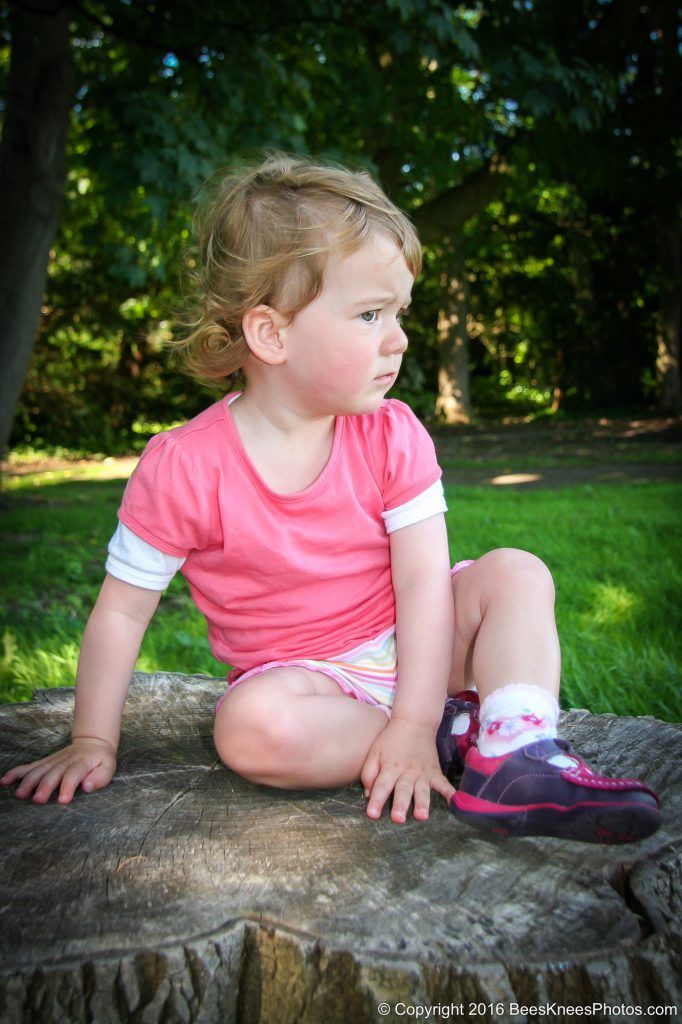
xmin=360 ymin=718 xmax=455 ymax=824
xmin=0 ymin=738 xmax=117 ymax=805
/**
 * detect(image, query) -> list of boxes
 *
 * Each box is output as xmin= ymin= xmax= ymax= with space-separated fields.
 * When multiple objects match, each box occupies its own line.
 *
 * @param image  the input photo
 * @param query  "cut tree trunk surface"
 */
xmin=0 ymin=674 xmax=680 ymax=1024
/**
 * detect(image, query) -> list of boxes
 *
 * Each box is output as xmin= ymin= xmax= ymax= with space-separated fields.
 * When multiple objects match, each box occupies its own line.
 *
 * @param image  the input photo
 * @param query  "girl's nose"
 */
xmin=383 ymin=324 xmax=408 ymax=356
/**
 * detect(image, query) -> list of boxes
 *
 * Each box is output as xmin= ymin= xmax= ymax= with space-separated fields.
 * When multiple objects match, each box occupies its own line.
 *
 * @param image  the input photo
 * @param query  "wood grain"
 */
xmin=0 ymin=674 xmax=679 ymax=1023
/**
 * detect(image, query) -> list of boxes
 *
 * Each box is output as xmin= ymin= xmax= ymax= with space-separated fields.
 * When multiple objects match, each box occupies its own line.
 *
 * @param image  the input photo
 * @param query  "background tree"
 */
xmin=0 ymin=0 xmax=73 ymax=459
xmin=1 ymin=0 xmax=678 ymax=459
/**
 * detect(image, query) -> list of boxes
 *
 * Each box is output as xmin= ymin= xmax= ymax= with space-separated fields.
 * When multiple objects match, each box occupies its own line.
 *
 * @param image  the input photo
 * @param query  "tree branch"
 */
xmin=412 ymin=152 xmax=510 ymax=243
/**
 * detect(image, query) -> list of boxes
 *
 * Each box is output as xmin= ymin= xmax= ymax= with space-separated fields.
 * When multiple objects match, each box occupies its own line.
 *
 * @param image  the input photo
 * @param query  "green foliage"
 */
xmin=6 ymin=0 xmax=680 ymax=452
xmin=461 ymin=171 xmax=662 ymax=413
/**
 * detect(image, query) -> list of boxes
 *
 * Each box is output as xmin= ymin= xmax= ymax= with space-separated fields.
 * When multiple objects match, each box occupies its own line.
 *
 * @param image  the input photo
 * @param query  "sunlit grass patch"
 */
xmin=585 ymin=582 xmax=639 ymax=627
xmin=2 ymin=456 xmax=138 ymax=490
xmin=1 ymin=628 xmax=80 ymax=703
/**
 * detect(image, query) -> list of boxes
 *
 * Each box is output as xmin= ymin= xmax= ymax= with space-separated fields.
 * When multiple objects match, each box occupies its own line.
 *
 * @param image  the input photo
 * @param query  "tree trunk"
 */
xmin=656 ymin=195 xmax=681 ymax=414
xmin=413 ymin=157 xmax=509 ymax=424
xmin=0 ymin=674 xmax=680 ymax=1022
xmin=435 ymin=266 xmax=472 ymax=424
xmin=551 ymin=346 xmax=565 ymax=413
xmin=0 ymin=0 xmax=74 ymax=460
xmin=654 ymin=0 xmax=681 ymax=413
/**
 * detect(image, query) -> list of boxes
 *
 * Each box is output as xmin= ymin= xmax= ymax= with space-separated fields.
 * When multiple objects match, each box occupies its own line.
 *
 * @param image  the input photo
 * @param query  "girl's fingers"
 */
xmin=388 ymin=773 xmax=413 ymax=823
xmin=13 ymin=762 xmax=54 ymax=799
xmin=3 ymin=745 xmax=115 ymax=803
xmin=1 ymin=760 xmax=44 ymax=787
xmin=32 ymin=762 xmax=75 ymax=804
xmin=410 ymin=776 xmax=432 ymax=822
xmin=80 ymin=761 xmax=114 ymax=794
xmin=430 ymin=770 xmax=455 ymax=803
xmin=360 ymin=751 xmax=380 ymax=797
xmin=366 ymin=768 xmax=399 ymax=820
xmin=57 ymin=762 xmax=93 ymax=804
xmin=377 ymin=768 xmax=445 ymax=824
xmin=0 ymin=766 xmax=22 ymax=786
xmin=388 ymin=771 xmax=428 ymax=824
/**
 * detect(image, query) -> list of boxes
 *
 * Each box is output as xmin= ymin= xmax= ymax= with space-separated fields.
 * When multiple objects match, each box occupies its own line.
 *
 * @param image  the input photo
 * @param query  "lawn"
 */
xmin=1 ymin=465 xmax=680 ymax=722
xmin=444 ymin=483 xmax=681 ymax=721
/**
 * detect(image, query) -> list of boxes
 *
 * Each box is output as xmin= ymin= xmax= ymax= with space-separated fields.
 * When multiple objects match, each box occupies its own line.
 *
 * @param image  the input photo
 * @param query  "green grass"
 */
xmin=1 ymin=472 xmax=680 ymax=722
xmin=445 ymin=483 xmax=681 ymax=721
xmin=0 ymin=476 xmax=226 ymax=704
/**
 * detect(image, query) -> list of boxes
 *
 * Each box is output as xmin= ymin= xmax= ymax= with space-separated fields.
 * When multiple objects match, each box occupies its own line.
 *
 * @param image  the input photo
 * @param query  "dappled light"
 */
xmin=588 ymin=583 xmax=639 ymax=627
xmin=1 ymin=456 xmax=137 ymax=490
xmin=491 ymin=472 xmax=541 ymax=486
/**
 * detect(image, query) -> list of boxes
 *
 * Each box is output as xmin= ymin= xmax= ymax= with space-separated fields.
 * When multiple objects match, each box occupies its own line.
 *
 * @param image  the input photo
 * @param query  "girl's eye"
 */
xmin=397 ymin=308 xmax=410 ymax=325
xmin=360 ymin=310 xmax=378 ymax=323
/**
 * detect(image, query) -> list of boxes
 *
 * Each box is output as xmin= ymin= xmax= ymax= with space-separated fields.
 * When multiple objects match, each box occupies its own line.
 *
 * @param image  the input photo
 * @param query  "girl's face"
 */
xmin=278 ymin=231 xmax=414 ymax=417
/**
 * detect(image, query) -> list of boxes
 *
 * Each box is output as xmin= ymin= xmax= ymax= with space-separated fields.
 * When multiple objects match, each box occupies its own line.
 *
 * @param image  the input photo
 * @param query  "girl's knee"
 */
xmin=214 ymin=689 xmax=300 ymax=781
xmin=484 ymin=547 xmax=555 ymax=597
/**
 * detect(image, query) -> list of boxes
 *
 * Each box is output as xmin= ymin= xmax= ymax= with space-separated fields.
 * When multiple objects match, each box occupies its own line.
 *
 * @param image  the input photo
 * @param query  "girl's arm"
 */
xmin=361 ymin=513 xmax=455 ymax=823
xmin=0 ymin=574 xmax=162 ymax=804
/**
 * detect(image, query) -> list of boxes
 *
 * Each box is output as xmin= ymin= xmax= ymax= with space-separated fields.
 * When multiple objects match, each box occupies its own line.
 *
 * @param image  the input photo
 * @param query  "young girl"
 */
xmin=2 ymin=154 xmax=661 ymax=843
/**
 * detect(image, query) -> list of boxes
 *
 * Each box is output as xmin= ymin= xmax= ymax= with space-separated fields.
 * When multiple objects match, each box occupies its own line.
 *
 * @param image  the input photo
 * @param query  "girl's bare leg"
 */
xmin=445 ymin=549 xmax=661 ymax=844
xmin=448 ymin=547 xmax=560 ymax=703
xmin=214 ymin=668 xmax=388 ymax=788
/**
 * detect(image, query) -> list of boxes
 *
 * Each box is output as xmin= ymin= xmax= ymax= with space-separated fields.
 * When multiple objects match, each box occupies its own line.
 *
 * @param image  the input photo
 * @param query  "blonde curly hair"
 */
xmin=171 ymin=153 xmax=422 ymax=383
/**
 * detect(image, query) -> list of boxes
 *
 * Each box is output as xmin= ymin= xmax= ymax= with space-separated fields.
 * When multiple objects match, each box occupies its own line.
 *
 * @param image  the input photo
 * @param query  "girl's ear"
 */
xmin=242 ymin=305 xmax=288 ymax=365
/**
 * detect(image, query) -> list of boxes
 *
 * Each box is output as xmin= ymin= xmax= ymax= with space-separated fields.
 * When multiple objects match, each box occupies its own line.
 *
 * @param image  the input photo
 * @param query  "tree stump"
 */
xmin=0 ymin=673 xmax=680 ymax=1024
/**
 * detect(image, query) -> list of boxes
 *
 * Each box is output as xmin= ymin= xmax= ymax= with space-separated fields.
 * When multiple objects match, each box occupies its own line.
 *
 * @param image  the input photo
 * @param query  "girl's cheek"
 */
xmin=316 ymin=354 xmax=366 ymax=391
xmin=310 ymin=370 xmax=353 ymax=397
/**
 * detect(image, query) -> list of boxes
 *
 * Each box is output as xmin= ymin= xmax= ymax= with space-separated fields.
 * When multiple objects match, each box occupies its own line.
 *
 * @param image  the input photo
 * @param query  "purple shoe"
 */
xmin=436 ymin=690 xmax=480 ymax=779
xmin=449 ymin=738 xmax=661 ymax=844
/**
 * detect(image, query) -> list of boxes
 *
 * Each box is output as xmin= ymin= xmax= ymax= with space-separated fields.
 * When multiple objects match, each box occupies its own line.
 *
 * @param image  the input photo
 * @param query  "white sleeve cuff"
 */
xmin=381 ymin=480 xmax=448 ymax=534
xmin=105 ymin=522 xmax=186 ymax=591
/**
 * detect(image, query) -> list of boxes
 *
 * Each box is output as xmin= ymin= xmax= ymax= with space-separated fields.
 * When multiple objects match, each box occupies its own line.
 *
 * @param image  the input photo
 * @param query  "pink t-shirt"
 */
xmin=118 ymin=394 xmax=442 ymax=672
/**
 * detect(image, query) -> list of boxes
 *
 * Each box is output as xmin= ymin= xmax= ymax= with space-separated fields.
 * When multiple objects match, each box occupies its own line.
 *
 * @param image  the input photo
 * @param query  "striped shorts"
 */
xmin=218 ymin=560 xmax=475 ymax=716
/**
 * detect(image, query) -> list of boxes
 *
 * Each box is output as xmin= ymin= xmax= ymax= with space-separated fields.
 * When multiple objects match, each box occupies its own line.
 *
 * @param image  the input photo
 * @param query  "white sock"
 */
xmin=477 ymin=683 xmax=560 ymax=757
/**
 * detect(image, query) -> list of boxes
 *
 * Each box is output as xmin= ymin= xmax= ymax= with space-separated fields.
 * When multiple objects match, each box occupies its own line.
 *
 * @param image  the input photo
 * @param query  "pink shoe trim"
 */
xmin=561 ymin=768 xmax=659 ymax=800
xmin=462 ymin=747 xmax=660 ymax=804
xmin=464 ymin=748 xmax=510 ymax=772
xmin=452 ymin=791 xmax=651 ymax=815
